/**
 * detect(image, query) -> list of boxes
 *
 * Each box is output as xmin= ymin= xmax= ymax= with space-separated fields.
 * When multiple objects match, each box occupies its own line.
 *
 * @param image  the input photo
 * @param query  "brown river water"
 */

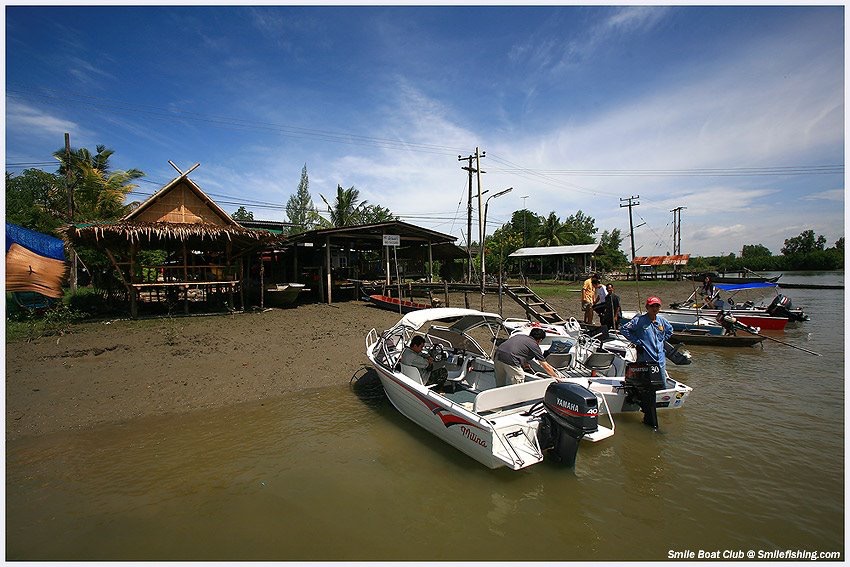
xmin=6 ymin=273 xmax=844 ymax=561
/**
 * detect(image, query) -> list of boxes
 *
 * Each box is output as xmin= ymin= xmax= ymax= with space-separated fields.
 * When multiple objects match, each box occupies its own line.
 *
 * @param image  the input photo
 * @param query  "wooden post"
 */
xmin=444 ymin=280 xmax=449 ymax=308
xmin=325 ymin=236 xmax=332 ymax=304
xmin=226 ymin=241 xmax=234 ymax=311
xmin=128 ymin=243 xmax=137 ymax=319
xmin=183 ymin=242 xmax=190 ymax=314
xmin=427 ymin=241 xmax=434 ymax=283
xmin=65 ymin=133 xmax=78 ymax=293
xmin=259 ymin=253 xmax=265 ymax=309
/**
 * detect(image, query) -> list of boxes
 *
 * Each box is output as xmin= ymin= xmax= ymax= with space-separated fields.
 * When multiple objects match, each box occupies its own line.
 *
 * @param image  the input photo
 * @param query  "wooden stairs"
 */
xmin=503 ymin=285 xmax=567 ymax=325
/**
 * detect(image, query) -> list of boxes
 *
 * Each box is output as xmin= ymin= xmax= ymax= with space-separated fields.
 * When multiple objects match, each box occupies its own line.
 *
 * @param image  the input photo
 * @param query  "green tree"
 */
xmin=596 ymin=228 xmax=629 ymax=271
xmin=781 ymin=230 xmax=827 ymax=255
xmin=319 ymin=185 xmax=367 ymax=228
xmin=360 ymin=204 xmax=397 ymax=224
xmin=52 ymin=144 xmax=144 ymax=222
xmin=508 ymin=209 xmax=542 ymax=247
xmin=741 ymin=244 xmax=772 ymax=258
xmin=536 ymin=212 xmax=569 ymax=246
xmin=5 ymin=169 xmax=66 ymax=234
xmin=835 ymin=237 xmax=844 ymax=252
xmin=485 ymin=225 xmax=523 ymax=275
xmin=561 ymin=210 xmax=597 ymax=244
xmin=231 ymin=206 xmax=254 ymax=221
xmin=285 ymin=165 xmax=319 ymax=235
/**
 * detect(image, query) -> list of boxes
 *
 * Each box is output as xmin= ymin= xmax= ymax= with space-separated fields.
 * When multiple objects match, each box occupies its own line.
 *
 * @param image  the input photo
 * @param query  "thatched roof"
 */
xmin=122 ymin=167 xmax=237 ymax=227
xmin=60 ymin=221 xmax=281 ymax=251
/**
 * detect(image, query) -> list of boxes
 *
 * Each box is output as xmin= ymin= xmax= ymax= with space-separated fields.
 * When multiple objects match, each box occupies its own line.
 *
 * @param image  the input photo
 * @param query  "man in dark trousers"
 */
xmin=598 ymin=283 xmax=622 ymax=332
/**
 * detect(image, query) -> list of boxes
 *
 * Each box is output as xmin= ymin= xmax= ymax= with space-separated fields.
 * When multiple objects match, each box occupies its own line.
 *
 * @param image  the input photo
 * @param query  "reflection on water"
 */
xmin=6 ymin=276 xmax=844 ymax=561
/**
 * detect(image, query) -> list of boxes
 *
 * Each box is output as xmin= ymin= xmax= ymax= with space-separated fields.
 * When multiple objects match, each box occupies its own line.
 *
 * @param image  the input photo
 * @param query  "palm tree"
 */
xmin=536 ymin=212 xmax=569 ymax=246
xmin=53 ymin=144 xmax=144 ymax=222
xmin=319 ymin=185 xmax=368 ymax=228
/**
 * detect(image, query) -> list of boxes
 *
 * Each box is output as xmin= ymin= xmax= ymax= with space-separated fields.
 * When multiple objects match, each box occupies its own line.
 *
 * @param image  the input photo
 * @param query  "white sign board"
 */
xmin=382 ymin=234 xmax=401 ymax=247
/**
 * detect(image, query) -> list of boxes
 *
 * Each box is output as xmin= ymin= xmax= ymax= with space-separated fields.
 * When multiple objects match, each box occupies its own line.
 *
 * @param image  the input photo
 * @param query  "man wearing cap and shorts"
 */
xmin=620 ymin=296 xmax=674 ymax=387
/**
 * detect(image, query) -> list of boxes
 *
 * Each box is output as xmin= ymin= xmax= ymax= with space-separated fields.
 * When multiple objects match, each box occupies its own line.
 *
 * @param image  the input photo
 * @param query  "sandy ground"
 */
xmin=6 ymin=284 xmax=688 ymax=441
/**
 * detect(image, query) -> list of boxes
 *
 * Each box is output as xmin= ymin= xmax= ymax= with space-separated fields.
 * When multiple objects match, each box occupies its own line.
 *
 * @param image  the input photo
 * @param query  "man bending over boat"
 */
xmin=494 ymin=328 xmax=559 ymax=386
xmin=619 ymin=296 xmax=674 ymax=388
xmin=401 ymin=336 xmax=448 ymax=387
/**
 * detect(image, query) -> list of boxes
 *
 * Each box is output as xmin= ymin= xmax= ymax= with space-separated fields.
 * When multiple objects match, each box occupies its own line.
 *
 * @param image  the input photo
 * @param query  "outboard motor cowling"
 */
xmin=537 ymin=382 xmax=599 ymax=467
xmin=766 ymin=294 xmax=808 ymax=322
xmin=766 ymin=294 xmax=791 ymax=317
xmin=624 ymin=362 xmax=666 ymax=429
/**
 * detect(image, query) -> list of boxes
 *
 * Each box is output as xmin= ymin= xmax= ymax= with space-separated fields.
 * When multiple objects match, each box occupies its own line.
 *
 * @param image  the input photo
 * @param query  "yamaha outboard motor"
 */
xmin=537 ymin=382 xmax=599 ymax=467
xmin=766 ymin=294 xmax=808 ymax=322
xmin=624 ymin=362 xmax=666 ymax=429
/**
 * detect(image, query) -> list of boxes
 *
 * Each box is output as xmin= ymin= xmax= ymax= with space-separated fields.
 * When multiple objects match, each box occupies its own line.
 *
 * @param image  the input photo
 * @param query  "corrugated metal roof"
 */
xmin=632 ymin=254 xmax=690 ymax=266
xmin=508 ymin=243 xmax=601 ymax=258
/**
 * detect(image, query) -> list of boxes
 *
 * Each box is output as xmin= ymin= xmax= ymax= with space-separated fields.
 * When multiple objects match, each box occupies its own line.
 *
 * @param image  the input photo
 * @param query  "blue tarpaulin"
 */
xmin=5 ymin=222 xmax=65 ymax=261
xmin=715 ymin=282 xmax=778 ymax=292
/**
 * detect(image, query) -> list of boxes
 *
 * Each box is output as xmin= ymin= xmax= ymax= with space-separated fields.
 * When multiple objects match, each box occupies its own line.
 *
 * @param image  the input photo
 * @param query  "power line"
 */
xmin=488 ymin=164 xmax=844 ymax=177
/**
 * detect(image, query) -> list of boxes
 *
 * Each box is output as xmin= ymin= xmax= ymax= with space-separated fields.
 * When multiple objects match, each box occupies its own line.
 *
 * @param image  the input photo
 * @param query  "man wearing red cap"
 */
xmin=620 ymin=296 xmax=674 ymax=387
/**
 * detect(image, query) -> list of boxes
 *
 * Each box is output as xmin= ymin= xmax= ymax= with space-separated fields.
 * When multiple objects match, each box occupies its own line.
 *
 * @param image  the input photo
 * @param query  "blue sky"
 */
xmin=5 ymin=5 xmax=845 ymax=257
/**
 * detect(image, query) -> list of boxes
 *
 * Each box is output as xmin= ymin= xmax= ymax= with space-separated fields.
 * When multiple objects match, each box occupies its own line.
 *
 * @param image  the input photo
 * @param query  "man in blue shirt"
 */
xmin=619 ymin=296 xmax=673 ymax=387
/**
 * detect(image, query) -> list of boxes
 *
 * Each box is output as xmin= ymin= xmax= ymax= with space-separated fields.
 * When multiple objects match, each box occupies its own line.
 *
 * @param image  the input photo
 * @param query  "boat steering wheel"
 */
xmin=431 ymin=343 xmax=446 ymax=362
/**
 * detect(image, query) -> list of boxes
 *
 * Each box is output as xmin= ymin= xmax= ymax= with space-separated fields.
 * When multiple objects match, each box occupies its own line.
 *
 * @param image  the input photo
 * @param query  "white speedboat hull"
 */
xmin=365 ymin=308 xmax=615 ymax=470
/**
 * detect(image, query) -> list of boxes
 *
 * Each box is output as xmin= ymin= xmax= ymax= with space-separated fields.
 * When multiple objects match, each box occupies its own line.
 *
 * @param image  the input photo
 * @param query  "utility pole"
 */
xmin=620 ymin=195 xmax=640 ymax=281
xmin=670 ymin=206 xmax=686 ymax=279
xmin=670 ymin=206 xmax=686 ymax=255
xmin=458 ymin=153 xmax=477 ymax=282
xmin=475 ymin=147 xmax=486 ymax=310
xmin=65 ymin=133 xmax=78 ymax=292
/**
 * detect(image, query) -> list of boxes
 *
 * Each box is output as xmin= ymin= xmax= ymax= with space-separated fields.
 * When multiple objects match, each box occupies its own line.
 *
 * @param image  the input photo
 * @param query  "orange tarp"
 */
xmin=632 ymin=254 xmax=690 ymax=266
xmin=5 ymin=243 xmax=68 ymax=298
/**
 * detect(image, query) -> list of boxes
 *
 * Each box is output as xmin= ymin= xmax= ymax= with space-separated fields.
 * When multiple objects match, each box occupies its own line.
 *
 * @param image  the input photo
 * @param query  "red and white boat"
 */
xmin=668 ymin=282 xmax=809 ymax=329
xmin=367 ymin=294 xmax=432 ymax=314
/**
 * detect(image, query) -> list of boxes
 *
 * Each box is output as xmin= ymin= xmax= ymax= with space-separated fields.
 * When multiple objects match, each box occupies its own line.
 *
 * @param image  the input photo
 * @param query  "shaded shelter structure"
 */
xmin=59 ymin=163 xmax=279 ymax=318
xmin=509 ymin=243 xmax=602 ymax=277
xmin=282 ymin=221 xmax=458 ymax=303
xmin=632 ymin=254 xmax=690 ymax=279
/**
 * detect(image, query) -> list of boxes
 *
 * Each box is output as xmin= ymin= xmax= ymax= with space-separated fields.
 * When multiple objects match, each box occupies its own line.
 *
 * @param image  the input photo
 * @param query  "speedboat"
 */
xmin=621 ymin=309 xmax=726 ymax=335
xmin=365 ymin=308 xmax=615 ymax=470
xmin=502 ymin=317 xmax=693 ymax=415
xmin=670 ymin=282 xmax=809 ymax=325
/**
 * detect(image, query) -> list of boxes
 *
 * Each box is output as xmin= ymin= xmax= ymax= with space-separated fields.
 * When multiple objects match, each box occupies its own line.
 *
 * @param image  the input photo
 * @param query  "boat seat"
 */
xmin=582 ymin=352 xmax=616 ymax=374
xmin=400 ymin=363 xmax=425 ymax=385
xmin=544 ymin=352 xmax=574 ymax=371
xmin=473 ymin=378 xmax=556 ymax=414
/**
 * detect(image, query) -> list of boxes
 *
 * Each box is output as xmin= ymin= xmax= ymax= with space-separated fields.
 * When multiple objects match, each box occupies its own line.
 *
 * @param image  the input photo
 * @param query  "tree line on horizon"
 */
xmin=7 ymin=147 xmax=844 ymax=278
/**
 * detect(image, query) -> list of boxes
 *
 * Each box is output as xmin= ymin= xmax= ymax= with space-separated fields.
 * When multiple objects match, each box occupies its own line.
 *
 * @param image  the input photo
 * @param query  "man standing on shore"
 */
xmin=581 ymin=273 xmax=599 ymax=324
xmin=620 ymin=296 xmax=673 ymax=387
xmin=598 ymin=283 xmax=622 ymax=332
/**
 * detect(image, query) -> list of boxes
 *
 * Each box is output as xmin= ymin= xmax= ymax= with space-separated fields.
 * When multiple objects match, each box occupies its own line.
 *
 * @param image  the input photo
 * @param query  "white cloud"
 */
xmin=6 ymin=100 xmax=79 ymax=138
xmin=803 ymin=189 xmax=844 ymax=202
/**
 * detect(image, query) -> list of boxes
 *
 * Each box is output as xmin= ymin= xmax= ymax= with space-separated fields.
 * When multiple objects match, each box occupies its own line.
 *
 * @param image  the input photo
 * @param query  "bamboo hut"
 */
xmin=60 ymin=162 xmax=280 ymax=318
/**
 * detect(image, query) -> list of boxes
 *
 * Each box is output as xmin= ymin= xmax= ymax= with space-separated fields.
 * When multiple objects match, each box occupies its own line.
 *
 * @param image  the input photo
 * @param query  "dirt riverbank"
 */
xmin=6 ymin=282 xmax=696 ymax=441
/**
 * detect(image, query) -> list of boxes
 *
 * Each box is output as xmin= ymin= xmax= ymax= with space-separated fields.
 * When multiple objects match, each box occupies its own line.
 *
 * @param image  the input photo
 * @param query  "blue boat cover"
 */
xmin=5 ymin=222 xmax=65 ymax=261
xmin=715 ymin=282 xmax=778 ymax=291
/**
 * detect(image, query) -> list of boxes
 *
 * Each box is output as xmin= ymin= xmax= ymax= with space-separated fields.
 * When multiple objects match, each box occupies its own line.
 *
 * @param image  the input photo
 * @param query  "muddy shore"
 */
xmin=6 ymin=283 xmax=692 ymax=441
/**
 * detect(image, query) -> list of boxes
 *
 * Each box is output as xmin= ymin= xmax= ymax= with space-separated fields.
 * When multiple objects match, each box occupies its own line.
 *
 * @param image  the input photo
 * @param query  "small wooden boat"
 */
xmin=265 ymin=283 xmax=305 ymax=307
xmin=687 ymin=271 xmax=781 ymax=284
xmin=668 ymin=329 xmax=765 ymax=347
xmin=367 ymin=294 xmax=432 ymax=314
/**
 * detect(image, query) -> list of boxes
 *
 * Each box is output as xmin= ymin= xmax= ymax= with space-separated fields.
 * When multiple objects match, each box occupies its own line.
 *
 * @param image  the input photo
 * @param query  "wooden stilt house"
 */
xmin=60 ymin=162 xmax=280 ymax=318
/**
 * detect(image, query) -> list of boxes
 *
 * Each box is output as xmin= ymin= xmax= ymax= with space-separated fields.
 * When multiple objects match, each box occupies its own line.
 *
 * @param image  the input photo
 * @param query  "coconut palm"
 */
xmin=319 ymin=185 xmax=368 ymax=228
xmin=52 ymin=144 xmax=144 ymax=222
xmin=536 ymin=211 xmax=570 ymax=246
